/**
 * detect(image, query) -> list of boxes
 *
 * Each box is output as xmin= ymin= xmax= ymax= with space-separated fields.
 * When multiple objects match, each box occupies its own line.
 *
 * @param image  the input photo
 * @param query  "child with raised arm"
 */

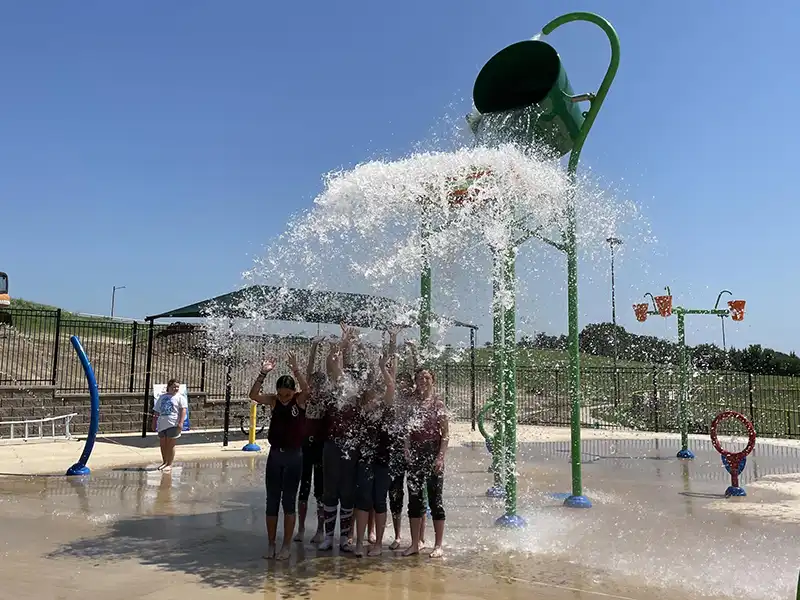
xmin=296 ymin=336 xmax=328 ymax=544
xmin=318 ymin=325 xmax=360 ymax=552
xmin=353 ymin=347 xmax=397 ymax=557
xmin=249 ymin=351 xmax=309 ymax=561
xmin=388 ymin=338 xmax=428 ymax=550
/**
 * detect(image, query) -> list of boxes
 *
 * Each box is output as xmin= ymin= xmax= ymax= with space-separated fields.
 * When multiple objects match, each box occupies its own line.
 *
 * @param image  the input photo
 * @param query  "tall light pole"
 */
xmin=607 ymin=237 xmax=622 ymax=328
xmin=716 ymin=290 xmax=732 ymax=352
xmin=607 ymin=237 xmax=622 ymax=405
xmin=111 ymin=285 xmax=126 ymax=318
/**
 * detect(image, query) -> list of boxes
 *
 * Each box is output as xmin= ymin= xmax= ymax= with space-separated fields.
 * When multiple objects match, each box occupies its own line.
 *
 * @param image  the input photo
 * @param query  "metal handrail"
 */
xmin=0 ymin=412 xmax=78 ymax=441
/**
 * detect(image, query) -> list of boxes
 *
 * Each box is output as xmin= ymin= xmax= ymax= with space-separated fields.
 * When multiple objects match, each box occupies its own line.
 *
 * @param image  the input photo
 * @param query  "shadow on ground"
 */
xmin=48 ymin=507 xmax=419 ymax=597
xmin=95 ymin=429 xmax=251 ymax=449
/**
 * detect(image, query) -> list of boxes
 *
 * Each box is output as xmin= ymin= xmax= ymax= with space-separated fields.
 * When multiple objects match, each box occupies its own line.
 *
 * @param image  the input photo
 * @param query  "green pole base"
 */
xmin=494 ymin=514 xmax=526 ymax=528
xmin=486 ymin=485 xmax=506 ymax=498
xmin=564 ymin=495 xmax=592 ymax=509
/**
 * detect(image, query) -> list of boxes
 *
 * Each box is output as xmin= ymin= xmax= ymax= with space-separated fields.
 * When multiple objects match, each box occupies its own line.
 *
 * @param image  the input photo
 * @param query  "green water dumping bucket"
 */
xmin=472 ymin=40 xmax=585 ymax=157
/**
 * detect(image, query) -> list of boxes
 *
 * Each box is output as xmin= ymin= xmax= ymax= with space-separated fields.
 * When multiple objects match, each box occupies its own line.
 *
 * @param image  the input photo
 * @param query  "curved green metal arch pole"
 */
xmin=541 ymin=12 xmax=621 ymax=508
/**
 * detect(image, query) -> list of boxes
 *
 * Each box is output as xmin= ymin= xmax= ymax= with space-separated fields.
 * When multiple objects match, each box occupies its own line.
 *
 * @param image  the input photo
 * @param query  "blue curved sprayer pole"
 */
xmin=66 ymin=335 xmax=100 ymax=476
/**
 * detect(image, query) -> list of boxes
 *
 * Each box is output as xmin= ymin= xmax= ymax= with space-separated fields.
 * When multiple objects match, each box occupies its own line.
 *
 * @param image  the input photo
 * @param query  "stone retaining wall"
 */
xmin=0 ymin=386 xmax=249 ymax=435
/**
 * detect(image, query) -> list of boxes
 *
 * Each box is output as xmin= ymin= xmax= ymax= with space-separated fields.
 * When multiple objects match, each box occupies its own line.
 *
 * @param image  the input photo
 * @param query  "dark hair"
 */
xmin=345 ymin=362 xmax=371 ymax=380
xmin=167 ymin=378 xmax=179 ymax=387
xmin=396 ymin=371 xmax=414 ymax=385
xmin=276 ymin=374 xmax=296 ymax=391
xmin=414 ymin=367 xmax=435 ymax=382
xmin=310 ymin=371 xmax=327 ymax=387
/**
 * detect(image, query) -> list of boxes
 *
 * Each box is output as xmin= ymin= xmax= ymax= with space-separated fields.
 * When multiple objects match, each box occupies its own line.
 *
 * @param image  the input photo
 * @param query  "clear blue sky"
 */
xmin=2 ymin=1 xmax=798 ymax=352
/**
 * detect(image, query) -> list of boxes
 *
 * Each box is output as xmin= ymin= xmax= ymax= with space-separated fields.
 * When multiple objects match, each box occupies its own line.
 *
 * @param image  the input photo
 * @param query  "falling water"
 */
xmin=207 ymin=142 xmax=643 ymax=358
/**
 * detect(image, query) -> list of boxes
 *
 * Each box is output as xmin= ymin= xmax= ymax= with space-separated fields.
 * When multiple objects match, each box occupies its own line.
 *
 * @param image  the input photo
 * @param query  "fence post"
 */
xmin=222 ymin=363 xmax=232 ymax=447
xmin=128 ymin=320 xmax=138 ymax=393
xmin=651 ymin=365 xmax=659 ymax=433
xmin=470 ymin=328 xmax=477 ymax=431
xmin=51 ymin=309 xmax=62 ymax=386
xmin=748 ymin=372 xmax=755 ymax=429
xmin=140 ymin=319 xmax=155 ymax=437
xmin=554 ymin=367 xmax=560 ymax=422
xmin=444 ymin=361 xmax=450 ymax=408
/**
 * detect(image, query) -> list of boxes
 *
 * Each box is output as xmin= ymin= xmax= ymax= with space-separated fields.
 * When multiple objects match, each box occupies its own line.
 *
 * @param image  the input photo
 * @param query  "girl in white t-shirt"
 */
xmin=153 ymin=378 xmax=188 ymax=472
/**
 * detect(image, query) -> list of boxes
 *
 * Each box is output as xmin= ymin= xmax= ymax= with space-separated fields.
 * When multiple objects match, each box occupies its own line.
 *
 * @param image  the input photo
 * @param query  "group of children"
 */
xmin=248 ymin=324 xmax=449 ymax=561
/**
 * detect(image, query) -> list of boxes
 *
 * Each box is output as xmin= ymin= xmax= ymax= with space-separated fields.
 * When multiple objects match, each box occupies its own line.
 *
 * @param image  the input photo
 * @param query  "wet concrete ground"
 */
xmin=1 ymin=437 xmax=799 ymax=599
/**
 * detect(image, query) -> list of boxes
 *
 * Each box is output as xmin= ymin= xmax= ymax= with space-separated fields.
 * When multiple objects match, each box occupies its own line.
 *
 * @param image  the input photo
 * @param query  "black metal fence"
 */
xmin=2 ymin=308 xmax=800 ymax=438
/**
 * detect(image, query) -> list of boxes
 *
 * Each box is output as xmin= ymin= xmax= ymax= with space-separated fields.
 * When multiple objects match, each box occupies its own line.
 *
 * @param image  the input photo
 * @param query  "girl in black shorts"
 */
xmin=402 ymin=367 xmax=448 ymax=559
xmin=248 ymin=352 xmax=309 ymax=561
xmin=319 ymin=326 xmax=361 ymax=552
xmin=353 ymin=352 xmax=396 ymax=557
xmin=295 ymin=337 xmax=327 ymax=544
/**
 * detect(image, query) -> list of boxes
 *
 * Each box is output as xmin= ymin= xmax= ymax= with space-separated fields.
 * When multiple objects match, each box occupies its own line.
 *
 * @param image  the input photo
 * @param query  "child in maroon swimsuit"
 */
xmin=296 ymin=337 xmax=328 ymax=544
xmin=318 ymin=326 xmax=361 ymax=552
xmin=353 ymin=352 xmax=396 ymax=557
xmin=403 ymin=367 xmax=448 ymax=559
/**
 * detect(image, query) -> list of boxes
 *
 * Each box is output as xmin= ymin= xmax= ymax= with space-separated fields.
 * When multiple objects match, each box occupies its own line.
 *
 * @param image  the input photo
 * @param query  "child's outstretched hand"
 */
xmin=260 ymin=357 xmax=277 ymax=374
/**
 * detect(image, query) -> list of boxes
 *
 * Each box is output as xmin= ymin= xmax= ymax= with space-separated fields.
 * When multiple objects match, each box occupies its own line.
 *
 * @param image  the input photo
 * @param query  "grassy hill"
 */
xmin=5 ymin=298 xmax=643 ymax=369
xmin=9 ymin=298 xmax=116 ymax=321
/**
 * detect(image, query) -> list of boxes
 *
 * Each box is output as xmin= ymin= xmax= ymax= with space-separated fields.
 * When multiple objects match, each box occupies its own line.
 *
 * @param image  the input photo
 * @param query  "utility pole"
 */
xmin=607 ymin=237 xmax=622 ymax=404
xmin=111 ymin=285 xmax=126 ymax=318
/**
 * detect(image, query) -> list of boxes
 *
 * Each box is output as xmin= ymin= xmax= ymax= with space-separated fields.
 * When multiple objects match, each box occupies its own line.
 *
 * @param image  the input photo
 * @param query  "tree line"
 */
xmin=513 ymin=322 xmax=800 ymax=377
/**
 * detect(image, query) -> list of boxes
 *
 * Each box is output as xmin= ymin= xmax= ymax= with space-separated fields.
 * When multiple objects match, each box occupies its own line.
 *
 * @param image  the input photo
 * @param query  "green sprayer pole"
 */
xmin=420 ymin=208 xmax=432 ymax=352
xmin=795 ymin=569 xmax=799 ymax=600
xmin=677 ymin=310 xmax=691 ymax=457
xmin=542 ymin=11 xmax=621 ymax=508
xmin=678 ymin=311 xmax=687 ymax=448
xmin=564 ymin=189 xmax=583 ymax=499
xmin=491 ymin=250 xmax=505 ymax=491
xmin=503 ymin=247 xmax=518 ymax=516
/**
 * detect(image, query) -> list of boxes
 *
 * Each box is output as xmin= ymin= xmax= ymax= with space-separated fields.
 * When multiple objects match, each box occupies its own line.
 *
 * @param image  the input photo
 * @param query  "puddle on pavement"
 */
xmin=1 ymin=438 xmax=798 ymax=599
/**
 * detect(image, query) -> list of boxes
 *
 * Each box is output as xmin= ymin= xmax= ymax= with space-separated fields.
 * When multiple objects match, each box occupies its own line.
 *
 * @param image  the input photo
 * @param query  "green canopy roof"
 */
xmin=146 ymin=285 xmax=477 ymax=330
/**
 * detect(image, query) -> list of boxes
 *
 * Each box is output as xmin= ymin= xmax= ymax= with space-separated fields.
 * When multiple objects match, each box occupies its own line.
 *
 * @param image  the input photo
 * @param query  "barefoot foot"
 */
xmin=354 ymin=544 xmax=364 ymax=558
xmin=263 ymin=544 xmax=276 ymax=559
xmin=276 ymin=546 xmax=291 ymax=561
xmin=367 ymin=544 xmax=383 ymax=557
xmin=429 ymin=546 xmax=444 ymax=558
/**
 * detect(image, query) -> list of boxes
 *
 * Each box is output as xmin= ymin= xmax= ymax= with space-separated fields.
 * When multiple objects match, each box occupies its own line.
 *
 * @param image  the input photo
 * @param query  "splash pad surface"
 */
xmin=1 ymin=436 xmax=799 ymax=600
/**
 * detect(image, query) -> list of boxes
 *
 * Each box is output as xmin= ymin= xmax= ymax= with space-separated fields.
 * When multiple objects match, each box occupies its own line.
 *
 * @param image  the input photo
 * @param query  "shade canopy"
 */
xmin=146 ymin=285 xmax=477 ymax=331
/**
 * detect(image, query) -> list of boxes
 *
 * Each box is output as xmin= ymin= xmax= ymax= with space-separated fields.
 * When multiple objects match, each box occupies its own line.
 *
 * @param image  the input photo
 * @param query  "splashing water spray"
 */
xmin=229 ymin=11 xmax=628 ymax=527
